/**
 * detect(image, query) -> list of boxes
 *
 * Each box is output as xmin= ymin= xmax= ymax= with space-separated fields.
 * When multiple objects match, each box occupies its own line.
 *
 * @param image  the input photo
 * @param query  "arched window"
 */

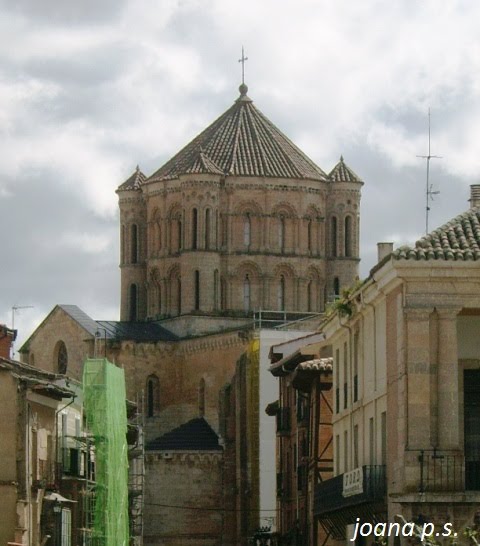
xmin=220 ymin=278 xmax=226 ymax=310
xmin=194 ymin=270 xmax=200 ymax=310
xmin=156 ymin=220 xmax=162 ymax=251
xmin=307 ymin=280 xmax=312 ymax=312
xmin=192 ymin=208 xmax=198 ymax=249
xmin=199 ymin=378 xmax=206 ymax=417
xmin=278 ymin=275 xmax=286 ymax=311
xmin=345 ymin=216 xmax=352 ymax=257
xmin=244 ymin=215 xmax=251 ymax=247
xmin=177 ymin=277 xmax=182 ymax=315
xmin=205 ymin=209 xmax=211 ymax=250
xmin=214 ymin=269 xmax=219 ymax=310
xmin=307 ymin=220 xmax=313 ymax=253
xmin=334 ymin=277 xmax=340 ymax=297
xmin=243 ymin=274 xmax=251 ymax=313
xmin=146 ymin=375 xmax=160 ymax=418
xmin=56 ymin=341 xmax=68 ymax=374
xmin=121 ymin=225 xmax=126 ymax=264
xmin=331 ymin=217 xmax=338 ymax=257
xmin=129 ymin=284 xmax=138 ymax=321
xmin=177 ymin=219 xmax=182 ymax=251
xmin=131 ymin=224 xmax=138 ymax=264
xmin=278 ymin=216 xmax=286 ymax=252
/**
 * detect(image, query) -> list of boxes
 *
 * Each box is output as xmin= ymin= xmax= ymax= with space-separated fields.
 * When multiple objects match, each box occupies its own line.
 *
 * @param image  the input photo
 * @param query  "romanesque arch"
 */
xmin=234 ymin=261 xmax=263 ymax=312
xmin=273 ymin=263 xmax=296 ymax=311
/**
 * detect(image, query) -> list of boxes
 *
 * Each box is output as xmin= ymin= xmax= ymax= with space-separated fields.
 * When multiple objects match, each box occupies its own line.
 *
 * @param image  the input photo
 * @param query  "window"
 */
xmin=353 ymin=331 xmax=359 ymax=402
xmin=131 ymin=224 xmax=138 ymax=264
xmin=334 ymin=277 xmax=340 ymax=297
xmin=244 ymin=214 xmax=251 ymax=247
xmin=354 ymin=425 xmax=359 ymax=468
xmin=381 ymin=412 xmax=387 ymax=465
xmin=56 ymin=341 xmax=68 ymax=374
xmin=278 ymin=216 xmax=286 ymax=252
xmin=199 ymin=378 xmax=206 ymax=417
xmin=177 ymin=219 xmax=182 ymax=251
xmin=331 ymin=217 xmax=337 ymax=257
xmin=335 ymin=348 xmax=340 ymax=414
xmin=307 ymin=280 xmax=312 ymax=312
xmin=335 ymin=434 xmax=340 ymax=474
xmin=369 ymin=417 xmax=375 ymax=464
xmin=194 ymin=270 xmax=200 ymax=310
xmin=205 ymin=209 xmax=211 ymax=249
xmin=307 ymin=219 xmax=312 ymax=252
xmin=278 ymin=275 xmax=286 ymax=311
xmin=343 ymin=341 xmax=348 ymax=409
xmin=129 ymin=284 xmax=138 ymax=321
xmin=176 ymin=277 xmax=182 ymax=315
xmin=344 ymin=430 xmax=348 ymax=472
xmin=220 ymin=277 xmax=226 ymax=310
xmin=214 ymin=270 xmax=219 ymax=310
xmin=243 ymin=274 xmax=251 ymax=313
xmin=345 ymin=216 xmax=352 ymax=257
xmin=192 ymin=208 xmax=198 ymax=249
xmin=121 ymin=225 xmax=126 ymax=264
xmin=146 ymin=375 xmax=160 ymax=417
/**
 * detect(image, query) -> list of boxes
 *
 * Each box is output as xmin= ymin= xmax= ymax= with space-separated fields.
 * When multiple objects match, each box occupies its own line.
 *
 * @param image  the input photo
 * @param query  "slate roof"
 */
xmin=145 ymin=417 xmax=222 ymax=451
xmin=96 ymin=320 xmax=178 ymax=342
xmin=393 ymin=207 xmax=480 ymax=261
xmin=57 ymin=305 xmax=178 ymax=342
xmin=328 ymin=156 xmax=363 ymax=184
xmin=147 ymin=84 xmax=328 ymax=182
xmin=117 ymin=165 xmax=147 ymax=191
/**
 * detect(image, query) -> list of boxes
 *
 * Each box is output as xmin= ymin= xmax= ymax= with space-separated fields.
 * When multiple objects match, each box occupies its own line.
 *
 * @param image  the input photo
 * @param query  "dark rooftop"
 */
xmin=146 ymin=417 xmax=223 ymax=451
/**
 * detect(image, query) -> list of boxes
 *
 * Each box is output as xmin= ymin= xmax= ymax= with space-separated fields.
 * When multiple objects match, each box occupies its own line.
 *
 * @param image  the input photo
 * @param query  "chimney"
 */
xmin=377 ymin=242 xmax=394 ymax=263
xmin=469 ymin=185 xmax=480 ymax=209
xmin=0 ymin=325 xmax=17 ymax=359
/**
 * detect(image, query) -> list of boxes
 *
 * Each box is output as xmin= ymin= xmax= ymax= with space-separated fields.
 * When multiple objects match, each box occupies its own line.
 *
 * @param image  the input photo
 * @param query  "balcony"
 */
xmin=415 ymin=450 xmax=480 ymax=492
xmin=314 ymin=465 xmax=386 ymax=539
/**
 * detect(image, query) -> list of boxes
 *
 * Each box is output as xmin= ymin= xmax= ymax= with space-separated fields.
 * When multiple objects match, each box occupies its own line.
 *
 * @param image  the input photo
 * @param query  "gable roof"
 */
xmin=328 ymin=156 xmax=363 ymax=184
xmin=96 ymin=320 xmax=178 ymax=342
xmin=145 ymin=417 xmax=222 ymax=451
xmin=147 ymin=85 xmax=328 ymax=183
xmin=393 ymin=207 xmax=480 ymax=261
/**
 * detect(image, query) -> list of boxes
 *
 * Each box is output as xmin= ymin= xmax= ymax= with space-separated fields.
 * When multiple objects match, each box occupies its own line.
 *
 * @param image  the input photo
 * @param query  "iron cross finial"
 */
xmin=238 ymin=46 xmax=248 ymax=85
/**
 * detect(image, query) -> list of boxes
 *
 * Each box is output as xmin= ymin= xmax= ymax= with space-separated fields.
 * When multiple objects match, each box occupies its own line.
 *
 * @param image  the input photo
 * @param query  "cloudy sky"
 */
xmin=2 ymin=0 xmax=480 ymax=350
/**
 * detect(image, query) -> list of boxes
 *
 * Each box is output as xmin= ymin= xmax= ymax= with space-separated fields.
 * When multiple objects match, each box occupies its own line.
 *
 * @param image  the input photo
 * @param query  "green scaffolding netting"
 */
xmin=83 ymin=358 xmax=129 ymax=546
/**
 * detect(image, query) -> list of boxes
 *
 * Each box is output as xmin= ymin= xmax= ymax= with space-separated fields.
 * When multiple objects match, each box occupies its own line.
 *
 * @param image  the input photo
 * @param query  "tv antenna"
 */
xmin=417 ymin=108 xmax=442 ymax=235
xmin=11 ymin=305 xmax=34 ymax=359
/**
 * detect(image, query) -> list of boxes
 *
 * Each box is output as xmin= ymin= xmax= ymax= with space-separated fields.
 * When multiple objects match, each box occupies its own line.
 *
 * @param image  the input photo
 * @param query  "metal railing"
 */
xmin=417 ymin=450 xmax=480 ymax=492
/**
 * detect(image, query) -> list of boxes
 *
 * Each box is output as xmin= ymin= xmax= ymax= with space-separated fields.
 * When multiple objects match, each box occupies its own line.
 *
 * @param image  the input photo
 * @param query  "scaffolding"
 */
xmin=83 ymin=358 xmax=129 ymax=546
xmin=127 ymin=391 xmax=145 ymax=546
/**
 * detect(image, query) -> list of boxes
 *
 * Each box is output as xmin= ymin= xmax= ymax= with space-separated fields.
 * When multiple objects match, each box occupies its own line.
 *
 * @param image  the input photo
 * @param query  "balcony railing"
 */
xmin=314 ymin=465 xmax=386 ymax=516
xmin=416 ymin=450 xmax=480 ymax=492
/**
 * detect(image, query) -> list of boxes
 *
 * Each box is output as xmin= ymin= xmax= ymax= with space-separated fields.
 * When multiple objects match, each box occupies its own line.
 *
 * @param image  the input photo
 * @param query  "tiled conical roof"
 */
xmin=393 ymin=207 xmax=480 ymax=261
xmin=148 ymin=85 xmax=328 ymax=182
xmin=117 ymin=165 xmax=146 ymax=191
xmin=329 ymin=156 xmax=363 ymax=183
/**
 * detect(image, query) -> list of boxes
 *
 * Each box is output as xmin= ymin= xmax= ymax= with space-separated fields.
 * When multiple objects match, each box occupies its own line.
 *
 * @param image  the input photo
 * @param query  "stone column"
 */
xmin=437 ymin=308 xmax=461 ymax=449
xmin=405 ymin=308 xmax=434 ymax=449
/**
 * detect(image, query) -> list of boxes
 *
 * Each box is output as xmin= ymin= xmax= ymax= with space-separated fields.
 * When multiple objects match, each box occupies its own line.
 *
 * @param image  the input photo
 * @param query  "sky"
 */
xmin=2 ymin=0 xmax=480 ymax=350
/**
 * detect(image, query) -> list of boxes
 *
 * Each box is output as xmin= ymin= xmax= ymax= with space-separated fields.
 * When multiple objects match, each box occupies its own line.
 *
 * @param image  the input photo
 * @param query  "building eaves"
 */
xmin=392 ymin=207 xmax=480 ymax=262
xmin=96 ymin=320 xmax=179 ymax=342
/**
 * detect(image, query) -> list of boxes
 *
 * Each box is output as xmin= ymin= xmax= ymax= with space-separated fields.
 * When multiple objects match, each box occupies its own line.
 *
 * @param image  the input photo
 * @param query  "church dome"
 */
xmin=148 ymin=87 xmax=328 ymax=182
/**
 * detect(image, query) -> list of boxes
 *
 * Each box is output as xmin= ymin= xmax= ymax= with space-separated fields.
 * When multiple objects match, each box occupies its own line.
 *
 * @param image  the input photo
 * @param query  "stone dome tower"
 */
xmin=117 ymin=86 xmax=363 ymax=321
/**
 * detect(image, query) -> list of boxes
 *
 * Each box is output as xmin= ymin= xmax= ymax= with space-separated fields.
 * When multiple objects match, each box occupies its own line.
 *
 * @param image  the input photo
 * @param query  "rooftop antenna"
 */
xmin=238 ymin=46 xmax=248 ymax=85
xmin=11 ymin=305 xmax=34 ymax=359
xmin=417 ymin=108 xmax=442 ymax=235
